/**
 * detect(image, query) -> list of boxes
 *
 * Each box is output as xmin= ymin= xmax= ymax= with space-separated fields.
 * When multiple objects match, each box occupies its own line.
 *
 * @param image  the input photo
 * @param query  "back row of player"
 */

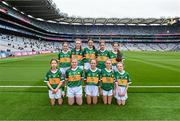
xmin=44 ymin=39 xmax=131 ymax=106
xmin=58 ymin=38 xmax=123 ymax=74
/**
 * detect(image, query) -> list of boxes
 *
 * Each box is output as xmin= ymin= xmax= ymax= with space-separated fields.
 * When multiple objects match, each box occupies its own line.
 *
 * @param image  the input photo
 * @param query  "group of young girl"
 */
xmin=44 ymin=39 xmax=131 ymax=106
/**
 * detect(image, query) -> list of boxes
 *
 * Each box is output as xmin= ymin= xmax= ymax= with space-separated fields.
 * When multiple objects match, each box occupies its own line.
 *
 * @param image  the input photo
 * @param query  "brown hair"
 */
xmin=50 ymin=58 xmax=58 ymax=64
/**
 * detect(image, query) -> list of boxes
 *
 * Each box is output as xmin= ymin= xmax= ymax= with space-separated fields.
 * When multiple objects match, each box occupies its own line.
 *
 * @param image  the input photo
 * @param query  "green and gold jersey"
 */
xmin=101 ymin=68 xmax=115 ymax=91
xmin=58 ymin=50 xmax=71 ymax=68
xmin=109 ymin=51 xmax=118 ymax=66
xmin=97 ymin=49 xmax=110 ymax=69
xmin=71 ymin=48 xmax=84 ymax=66
xmin=84 ymin=68 xmax=101 ymax=86
xmin=44 ymin=69 xmax=64 ymax=89
xmin=66 ymin=67 xmax=83 ymax=88
xmin=83 ymin=47 xmax=97 ymax=63
xmin=115 ymin=71 xmax=131 ymax=86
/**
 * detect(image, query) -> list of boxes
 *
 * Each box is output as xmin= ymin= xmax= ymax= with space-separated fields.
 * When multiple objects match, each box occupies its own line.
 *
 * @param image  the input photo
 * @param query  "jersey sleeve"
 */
xmin=95 ymin=48 xmax=98 ymax=57
xmin=99 ymin=69 xmax=103 ymax=80
xmin=69 ymin=50 xmax=72 ymax=57
xmin=80 ymin=69 xmax=84 ymax=81
xmin=84 ymin=70 xmax=87 ymax=80
xmin=44 ymin=72 xmax=49 ymax=83
xmin=82 ymin=48 xmax=86 ymax=57
xmin=59 ymin=71 xmax=65 ymax=82
xmin=127 ymin=73 xmax=132 ymax=84
xmin=114 ymin=72 xmax=117 ymax=82
xmin=107 ymin=50 xmax=111 ymax=59
xmin=98 ymin=70 xmax=101 ymax=81
xmin=112 ymin=71 xmax=115 ymax=82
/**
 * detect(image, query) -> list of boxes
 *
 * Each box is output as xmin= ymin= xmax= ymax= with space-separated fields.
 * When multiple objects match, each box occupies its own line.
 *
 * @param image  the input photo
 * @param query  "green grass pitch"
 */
xmin=0 ymin=51 xmax=180 ymax=120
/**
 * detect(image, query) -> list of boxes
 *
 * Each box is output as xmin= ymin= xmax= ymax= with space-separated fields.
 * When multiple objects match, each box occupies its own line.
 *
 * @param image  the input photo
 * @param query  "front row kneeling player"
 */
xmin=100 ymin=59 xmax=115 ymax=105
xmin=84 ymin=59 xmax=101 ymax=105
xmin=114 ymin=62 xmax=131 ymax=106
xmin=65 ymin=59 xmax=84 ymax=105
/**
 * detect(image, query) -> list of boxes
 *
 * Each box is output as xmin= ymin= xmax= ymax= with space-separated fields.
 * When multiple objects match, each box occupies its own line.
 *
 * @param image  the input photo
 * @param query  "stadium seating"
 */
xmin=1 ymin=33 xmax=179 ymax=57
xmin=0 ymin=33 xmax=61 ymax=52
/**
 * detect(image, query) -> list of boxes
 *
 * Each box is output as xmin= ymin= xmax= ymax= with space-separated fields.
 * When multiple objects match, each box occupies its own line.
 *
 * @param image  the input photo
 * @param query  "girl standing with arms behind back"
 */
xmin=71 ymin=38 xmax=84 ymax=70
xmin=109 ymin=42 xmax=123 ymax=72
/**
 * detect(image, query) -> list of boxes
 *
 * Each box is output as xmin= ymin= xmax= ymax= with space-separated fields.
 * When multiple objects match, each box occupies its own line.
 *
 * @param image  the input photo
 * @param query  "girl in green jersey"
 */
xmin=44 ymin=59 xmax=64 ymax=106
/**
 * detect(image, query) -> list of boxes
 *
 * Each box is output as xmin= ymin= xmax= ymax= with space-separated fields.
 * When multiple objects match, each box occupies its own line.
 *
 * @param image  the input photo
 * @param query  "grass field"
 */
xmin=0 ymin=51 xmax=180 ymax=120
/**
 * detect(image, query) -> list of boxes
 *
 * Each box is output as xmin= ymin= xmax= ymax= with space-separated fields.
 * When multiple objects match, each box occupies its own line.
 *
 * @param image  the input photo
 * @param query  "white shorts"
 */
xmin=102 ymin=89 xmax=113 ymax=96
xmin=115 ymin=86 xmax=128 ymax=101
xmin=84 ymin=62 xmax=91 ymax=70
xmin=85 ymin=85 xmax=99 ymax=97
xmin=48 ymin=89 xmax=62 ymax=99
xmin=67 ymin=86 xmax=82 ymax=98
xmin=60 ymin=67 xmax=70 ymax=75
xmin=112 ymin=65 xmax=118 ymax=72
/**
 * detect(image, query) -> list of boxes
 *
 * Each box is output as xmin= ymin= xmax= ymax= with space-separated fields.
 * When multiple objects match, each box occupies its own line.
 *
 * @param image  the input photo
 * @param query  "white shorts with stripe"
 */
xmin=115 ymin=86 xmax=128 ymax=101
xmin=85 ymin=85 xmax=99 ymax=97
xmin=67 ymin=86 xmax=82 ymax=98
xmin=102 ymin=89 xmax=113 ymax=96
xmin=48 ymin=89 xmax=62 ymax=99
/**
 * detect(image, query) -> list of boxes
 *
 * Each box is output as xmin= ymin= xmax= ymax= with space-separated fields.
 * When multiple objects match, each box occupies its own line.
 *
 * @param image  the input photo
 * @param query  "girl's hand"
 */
xmin=52 ymin=89 xmax=56 ymax=94
xmin=54 ymin=88 xmax=58 ymax=93
xmin=119 ymin=91 xmax=126 ymax=96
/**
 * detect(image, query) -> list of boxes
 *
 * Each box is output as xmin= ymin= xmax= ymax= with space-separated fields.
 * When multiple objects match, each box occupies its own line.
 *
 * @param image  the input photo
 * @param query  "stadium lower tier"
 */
xmin=0 ymin=33 xmax=179 ymax=55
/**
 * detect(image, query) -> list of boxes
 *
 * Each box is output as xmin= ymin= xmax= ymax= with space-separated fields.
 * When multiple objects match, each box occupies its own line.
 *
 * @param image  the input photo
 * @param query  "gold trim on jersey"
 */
xmin=97 ymin=56 xmax=108 ymax=61
xmin=102 ymin=77 xmax=114 ymax=83
xmin=85 ymin=54 xmax=96 ymax=59
xmin=117 ymin=79 xmax=128 ymax=86
xmin=86 ymin=77 xmax=99 ymax=83
xmin=68 ymin=75 xmax=81 ymax=81
xmin=72 ymin=55 xmax=83 ymax=60
xmin=49 ymin=78 xmax=60 ymax=85
xmin=60 ymin=58 xmax=71 ymax=63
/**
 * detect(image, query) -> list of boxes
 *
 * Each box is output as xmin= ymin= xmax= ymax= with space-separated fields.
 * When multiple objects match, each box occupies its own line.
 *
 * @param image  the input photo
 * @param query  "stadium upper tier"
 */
xmin=2 ymin=0 xmax=179 ymax=25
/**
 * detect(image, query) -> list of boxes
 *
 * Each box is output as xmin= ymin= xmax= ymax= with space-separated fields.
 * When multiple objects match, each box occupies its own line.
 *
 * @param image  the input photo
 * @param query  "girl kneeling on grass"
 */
xmin=115 ymin=62 xmax=131 ymax=106
xmin=65 ymin=59 xmax=84 ymax=105
xmin=84 ymin=59 xmax=101 ymax=104
xmin=100 ymin=59 xmax=115 ymax=105
xmin=44 ymin=59 xmax=64 ymax=106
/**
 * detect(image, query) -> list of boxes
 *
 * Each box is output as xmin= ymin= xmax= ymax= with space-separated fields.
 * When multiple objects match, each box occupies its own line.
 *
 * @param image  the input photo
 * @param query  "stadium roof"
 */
xmin=4 ymin=0 xmax=65 ymax=20
xmin=3 ymin=0 xmax=179 ymax=25
xmin=55 ymin=17 xmax=178 ymax=25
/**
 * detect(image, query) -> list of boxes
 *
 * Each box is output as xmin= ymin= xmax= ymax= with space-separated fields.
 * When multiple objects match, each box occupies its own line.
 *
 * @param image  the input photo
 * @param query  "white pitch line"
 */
xmin=130 ymin=86 xmax=180 ymax=88
xmin=0 ymin=86 xmax=180 ymax=88
xmin=0 ymin=86 xmax=47 ymax=88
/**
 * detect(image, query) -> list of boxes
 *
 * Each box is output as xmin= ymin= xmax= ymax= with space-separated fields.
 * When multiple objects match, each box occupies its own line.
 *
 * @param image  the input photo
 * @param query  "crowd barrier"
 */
xmin=0 ymin=50 xmax=52 ymax=59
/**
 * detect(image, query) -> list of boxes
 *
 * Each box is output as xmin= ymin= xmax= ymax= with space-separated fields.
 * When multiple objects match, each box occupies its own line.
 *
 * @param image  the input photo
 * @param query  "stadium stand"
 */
xmin=0 ymin=0 xmax=179 ymax=58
